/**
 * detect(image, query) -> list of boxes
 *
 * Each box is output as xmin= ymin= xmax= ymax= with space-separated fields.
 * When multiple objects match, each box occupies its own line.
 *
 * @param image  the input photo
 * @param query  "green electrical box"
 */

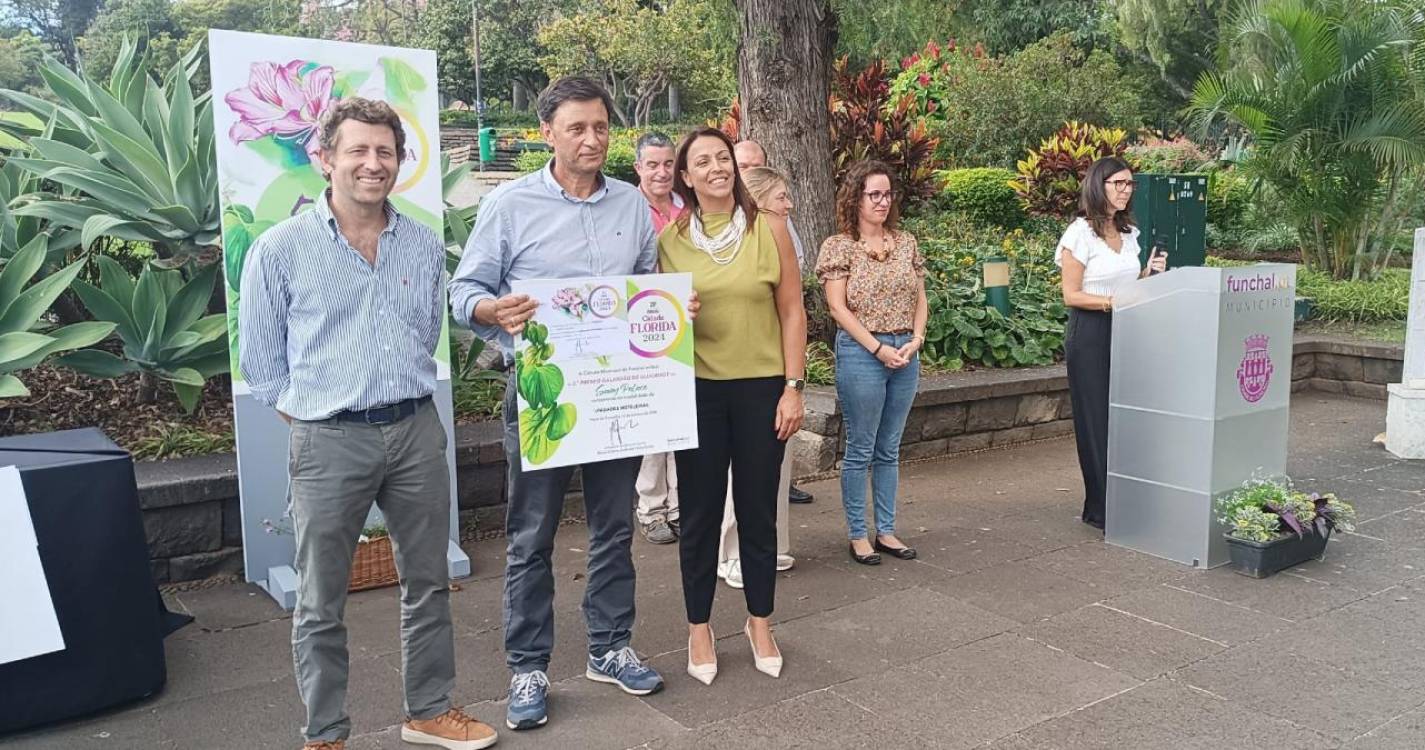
xmin=1131 ymin=173 xmax=1208 ymax=269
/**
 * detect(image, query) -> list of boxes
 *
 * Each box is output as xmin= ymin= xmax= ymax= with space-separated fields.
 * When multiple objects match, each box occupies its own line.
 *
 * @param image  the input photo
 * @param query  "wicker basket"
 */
xmin=348 ymin=535 xmax=399 ymax=592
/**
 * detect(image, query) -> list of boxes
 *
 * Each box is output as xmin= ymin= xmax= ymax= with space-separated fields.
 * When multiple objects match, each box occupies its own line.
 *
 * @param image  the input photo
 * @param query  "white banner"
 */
xmin=209 ymin=30 xmax=467 ymax=608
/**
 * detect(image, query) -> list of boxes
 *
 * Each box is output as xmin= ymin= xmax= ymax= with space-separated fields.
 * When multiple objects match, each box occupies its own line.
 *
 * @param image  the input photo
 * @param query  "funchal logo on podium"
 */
xmin=1237 ymin=334 xmax=1274 ymax=404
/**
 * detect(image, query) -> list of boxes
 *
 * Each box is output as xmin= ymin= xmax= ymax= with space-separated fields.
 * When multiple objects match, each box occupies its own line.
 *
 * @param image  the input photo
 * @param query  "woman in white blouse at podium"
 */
xmin=1055 ymin=157 xmax=1166 ymax=531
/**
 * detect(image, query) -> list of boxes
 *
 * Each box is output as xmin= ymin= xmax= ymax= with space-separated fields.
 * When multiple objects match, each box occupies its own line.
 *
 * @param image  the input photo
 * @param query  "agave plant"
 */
xmin=55 ymin=258 xmax=227 ymax=412
xmin=1 ymin=157 xmax=80 ymax=268
xmin=439 ymin=152 xmax=499 ymax=382
xmin=0 ymin=237 xmax=114 ymax=397
xmin=1189 ymin=0 xmax=1425 ymax=280
xmin=0 ymin=39 xmax=219 ymax=269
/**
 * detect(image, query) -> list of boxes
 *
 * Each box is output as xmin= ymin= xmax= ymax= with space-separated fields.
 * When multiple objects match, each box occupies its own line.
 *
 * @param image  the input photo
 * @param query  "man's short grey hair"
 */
xmin=537 ymin=76 xmax=616 ymax=125
xmin=635 ymin=131 xmax=674 ymax=162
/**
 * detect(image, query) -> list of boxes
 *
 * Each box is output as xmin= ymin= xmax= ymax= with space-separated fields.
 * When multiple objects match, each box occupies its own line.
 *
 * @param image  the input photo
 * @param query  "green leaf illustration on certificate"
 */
xmin=511 ymin=273 xmax=698 ymax=471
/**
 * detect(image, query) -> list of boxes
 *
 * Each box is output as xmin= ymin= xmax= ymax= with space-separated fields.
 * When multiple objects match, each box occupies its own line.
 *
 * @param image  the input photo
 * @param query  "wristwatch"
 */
xmin=785 ymin=378 xmax=805 ymax=392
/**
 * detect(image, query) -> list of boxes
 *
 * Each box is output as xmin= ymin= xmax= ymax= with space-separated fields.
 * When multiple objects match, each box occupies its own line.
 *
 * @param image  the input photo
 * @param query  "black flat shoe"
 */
xmin=1081 ymin=516 xmax=1105 ymax=531
xmin=849 ymin=543 xmax=881 ymax=565
xmin=873 ymin=539 xmax=917 ymax=560
xmin=788 ymin=485 xmax=814 ymax=504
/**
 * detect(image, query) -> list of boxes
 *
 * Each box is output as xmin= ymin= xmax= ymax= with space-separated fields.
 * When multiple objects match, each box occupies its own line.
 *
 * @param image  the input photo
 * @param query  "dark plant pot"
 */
xmin=1224 ymin=528 xmax=1332 ymax=578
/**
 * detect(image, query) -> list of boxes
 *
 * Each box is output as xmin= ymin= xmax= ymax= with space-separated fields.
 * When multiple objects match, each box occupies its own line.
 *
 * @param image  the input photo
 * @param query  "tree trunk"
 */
xmin=734 ymin=0 xmax=837 ymax=272
xmin=513 ymin=81 xmax=528 ymax=112
xmin=668 ymin=84 xmax=681 ymax=121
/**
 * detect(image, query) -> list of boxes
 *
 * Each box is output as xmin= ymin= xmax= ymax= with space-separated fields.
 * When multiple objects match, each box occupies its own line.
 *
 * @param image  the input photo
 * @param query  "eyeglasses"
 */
xmin=1104 ymin=179 xmax=1135 ymax=191
xmin=863 ymin=190 xmax=896 ymax=204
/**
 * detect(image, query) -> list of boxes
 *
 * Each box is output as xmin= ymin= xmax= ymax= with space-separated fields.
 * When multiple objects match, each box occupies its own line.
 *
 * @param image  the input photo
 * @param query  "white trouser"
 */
xmin=720 ymin=448 xmax=793 ymax=562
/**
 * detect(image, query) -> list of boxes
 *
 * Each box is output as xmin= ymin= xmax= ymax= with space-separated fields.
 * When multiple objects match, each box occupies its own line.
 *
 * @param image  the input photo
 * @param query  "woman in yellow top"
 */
xmin=658 ymin=127 xmax=807 ymax=685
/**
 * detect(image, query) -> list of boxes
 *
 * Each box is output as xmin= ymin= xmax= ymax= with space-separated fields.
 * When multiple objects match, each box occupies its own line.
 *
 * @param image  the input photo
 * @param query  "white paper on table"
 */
xmin=0 ymin=465 xmax=66 ymax=664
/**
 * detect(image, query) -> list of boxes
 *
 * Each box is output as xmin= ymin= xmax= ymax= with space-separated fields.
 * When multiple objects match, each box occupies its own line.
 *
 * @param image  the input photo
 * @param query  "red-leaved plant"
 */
xmin=828 ymin=56 xmax=943 ymax=205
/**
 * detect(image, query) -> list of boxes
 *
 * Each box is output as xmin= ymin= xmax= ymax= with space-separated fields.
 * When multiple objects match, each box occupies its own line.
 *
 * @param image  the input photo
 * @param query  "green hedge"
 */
xmin=1207 ymin=257 xmax=1409 ymax=322
xmin=906 ymin=211 xmax=1065 ymax=369
xmin=513 ymin=140 xmax=639 ymax=184
xmin=939 ymin=167 xmax=1024 ymax=228
xmin=1207 ymin=170 xmax=1252 ymax=230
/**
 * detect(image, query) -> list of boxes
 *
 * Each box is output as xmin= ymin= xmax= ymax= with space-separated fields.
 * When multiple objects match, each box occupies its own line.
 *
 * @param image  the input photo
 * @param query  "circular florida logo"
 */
xmin=587 ymin=285 xmax=619 ymax=318
xmin=627 ymin=289 xmax=686 ymax=358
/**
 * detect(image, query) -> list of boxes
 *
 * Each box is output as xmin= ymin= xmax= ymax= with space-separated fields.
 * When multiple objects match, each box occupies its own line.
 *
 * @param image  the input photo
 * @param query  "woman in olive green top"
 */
xmin=659 ymin=127 xmax=807 ymax=685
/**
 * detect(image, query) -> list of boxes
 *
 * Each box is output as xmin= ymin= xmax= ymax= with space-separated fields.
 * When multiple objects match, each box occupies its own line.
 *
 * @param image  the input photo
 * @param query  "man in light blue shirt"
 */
xmin=241 ymin=98 xmax=497 ymax=750
xmin=449 ymin=76 xmax=665 ymax=731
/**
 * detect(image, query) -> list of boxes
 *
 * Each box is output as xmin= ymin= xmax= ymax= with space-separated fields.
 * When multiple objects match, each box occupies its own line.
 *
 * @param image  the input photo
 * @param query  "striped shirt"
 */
xmin=449 ymin=160 xmax=658 ymax=359
xmin=238 ymin=191 xmax=446 ymax=421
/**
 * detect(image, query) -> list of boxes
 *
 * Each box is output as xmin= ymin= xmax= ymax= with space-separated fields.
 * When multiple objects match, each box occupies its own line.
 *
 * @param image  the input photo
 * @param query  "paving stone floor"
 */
xmin=5 ymin=392 xmax=1423 ymax=749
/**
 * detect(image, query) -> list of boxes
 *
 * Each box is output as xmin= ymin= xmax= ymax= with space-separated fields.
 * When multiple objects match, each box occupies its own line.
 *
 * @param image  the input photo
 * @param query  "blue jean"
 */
xmin=835 ymin=329 xmax=920 ymax=540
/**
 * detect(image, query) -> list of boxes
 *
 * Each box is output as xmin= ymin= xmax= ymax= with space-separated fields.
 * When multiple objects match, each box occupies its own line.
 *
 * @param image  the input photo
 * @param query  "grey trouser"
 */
xmin=503 ymin=383 xmax=642 ymax=672
xmin=288 ymin=401 xmax=454 ymax=742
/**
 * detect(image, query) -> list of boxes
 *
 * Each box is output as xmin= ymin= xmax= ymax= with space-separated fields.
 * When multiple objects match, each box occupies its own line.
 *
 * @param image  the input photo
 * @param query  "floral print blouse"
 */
xmin=815 ymin=230 xmax=925 ymax=333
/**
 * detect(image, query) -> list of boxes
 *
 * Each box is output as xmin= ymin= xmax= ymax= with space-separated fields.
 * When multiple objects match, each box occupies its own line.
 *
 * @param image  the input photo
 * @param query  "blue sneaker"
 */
xmin=585 ymin=646 xmax=665 ymax=696
xmin=506 ymin=670 xmax=549 ymax=730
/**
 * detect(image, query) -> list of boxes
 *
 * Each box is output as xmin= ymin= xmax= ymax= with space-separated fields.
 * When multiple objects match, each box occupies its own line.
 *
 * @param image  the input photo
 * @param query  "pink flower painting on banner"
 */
xmin=225 ymin=60 xmax=336 ymax=160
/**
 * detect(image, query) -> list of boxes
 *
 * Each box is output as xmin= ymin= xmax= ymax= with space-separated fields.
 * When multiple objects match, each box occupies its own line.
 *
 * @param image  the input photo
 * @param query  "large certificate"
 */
xmin=510 ymin=273 xmax=698 ymax=471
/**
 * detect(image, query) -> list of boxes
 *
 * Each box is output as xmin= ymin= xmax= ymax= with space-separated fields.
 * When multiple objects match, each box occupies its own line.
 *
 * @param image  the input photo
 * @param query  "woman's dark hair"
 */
xmin=835 ymin=160 xmax=900 ymax=239
xmin=671 ymin=126 xmax=759 ymax=235
xmin=1078 ymin=156 xmax=1137 ymax=239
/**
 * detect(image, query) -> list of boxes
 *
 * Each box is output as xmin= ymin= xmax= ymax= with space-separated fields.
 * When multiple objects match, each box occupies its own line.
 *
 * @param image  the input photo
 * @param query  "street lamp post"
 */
xmin=471 ymin=0 xmax=485 ymax=171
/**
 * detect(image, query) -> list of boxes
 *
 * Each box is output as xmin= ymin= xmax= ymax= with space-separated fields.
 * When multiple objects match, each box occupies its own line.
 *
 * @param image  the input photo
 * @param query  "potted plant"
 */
xmin=1216 ymin=479 xmax=1357 ymax=578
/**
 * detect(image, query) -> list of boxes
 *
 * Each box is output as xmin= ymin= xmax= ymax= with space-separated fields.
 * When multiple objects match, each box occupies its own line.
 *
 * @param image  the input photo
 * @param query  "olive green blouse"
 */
xmin=657 ymin=211 xmax=786 ymax=380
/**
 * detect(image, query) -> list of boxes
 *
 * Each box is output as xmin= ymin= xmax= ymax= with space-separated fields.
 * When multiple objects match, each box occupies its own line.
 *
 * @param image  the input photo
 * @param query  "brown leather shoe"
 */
xmin=401 ymin=707 xmax=499 ymax=749
xmin=302 ymin=741 xmax=345 ymax=750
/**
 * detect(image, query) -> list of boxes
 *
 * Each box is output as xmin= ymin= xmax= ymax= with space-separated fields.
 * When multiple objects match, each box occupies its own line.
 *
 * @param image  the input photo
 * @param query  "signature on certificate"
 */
xmin=608 ymin=418 xmax=640 ymax=446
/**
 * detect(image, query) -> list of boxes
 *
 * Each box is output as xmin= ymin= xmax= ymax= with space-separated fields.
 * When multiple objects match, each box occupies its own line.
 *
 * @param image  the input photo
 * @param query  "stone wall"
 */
xmin=790 ymin=366 xmax=1074 ymax=478
xmin=138 ymin=333 xmax=1406 ymax=583
xmin=1291 ymin=335 xmax=1404 ymax=400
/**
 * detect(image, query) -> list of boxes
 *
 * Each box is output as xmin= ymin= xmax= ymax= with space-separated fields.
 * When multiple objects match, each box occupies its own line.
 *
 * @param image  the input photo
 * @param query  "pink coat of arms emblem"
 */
xmin=1236 ymin=334 xmax=1273 ymax=403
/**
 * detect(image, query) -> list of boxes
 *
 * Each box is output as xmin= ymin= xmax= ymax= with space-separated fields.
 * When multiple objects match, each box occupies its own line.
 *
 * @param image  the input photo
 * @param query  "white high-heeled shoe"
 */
xmin=745 ymin=619 xmax=783 ymax=678
xmin=686 ymin=626 xmax=718 ymax=685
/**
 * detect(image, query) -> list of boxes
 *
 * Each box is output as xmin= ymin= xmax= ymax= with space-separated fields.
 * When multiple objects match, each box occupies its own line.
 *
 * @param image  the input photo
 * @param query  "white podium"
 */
xmin=1106 ymin=264 xmax=1297 ymax=567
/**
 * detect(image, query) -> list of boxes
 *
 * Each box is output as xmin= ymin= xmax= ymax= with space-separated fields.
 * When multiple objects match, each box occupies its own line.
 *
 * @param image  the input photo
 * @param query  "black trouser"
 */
xmin=1065 ymin=309 xmax=1112 ymax=525
xmin=675 ymin=376 xmax=786 ymax=623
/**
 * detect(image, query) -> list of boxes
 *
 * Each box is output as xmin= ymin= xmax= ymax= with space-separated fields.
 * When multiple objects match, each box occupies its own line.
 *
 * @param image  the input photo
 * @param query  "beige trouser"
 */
xmin=719 ymin=448 xmax=793 ymax=562
xmin=634 ymin=452 xmax=679 ymax=525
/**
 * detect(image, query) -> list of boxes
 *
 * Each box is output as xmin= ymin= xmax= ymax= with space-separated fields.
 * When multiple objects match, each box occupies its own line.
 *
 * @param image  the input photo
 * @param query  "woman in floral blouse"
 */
xmin=816 ymin=160 xmax=928 ymax=565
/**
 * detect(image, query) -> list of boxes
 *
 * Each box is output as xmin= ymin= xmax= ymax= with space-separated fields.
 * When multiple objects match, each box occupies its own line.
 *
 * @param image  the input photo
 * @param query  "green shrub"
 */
xmin=440 ymin=105 xmax=539 ymax=130
xmin=1208 ymin=257 xmax=1408 ymax=322
xmin=1207 ymin=170 xmax=1252 ymax=230
xmin=1297 ymin=268 xmax=1409 ymax=323
xmin=513 ymin=140 xmax=637 ymax=184
xmin=515 ymin=150 xmax=554 ymax=174
xmin=907 ymin=211 xmax=1066 ymax=369
xmin=888 ymin=34 xmax=1143 ymax=168
xmin=805 ymin=342 xmax=835 ymax=386
xmin=940 ymin=167 xmax=1023 ymax=228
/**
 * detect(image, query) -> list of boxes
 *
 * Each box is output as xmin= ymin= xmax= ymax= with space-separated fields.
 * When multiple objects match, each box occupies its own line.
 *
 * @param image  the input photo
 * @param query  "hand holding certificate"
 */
xmin=510 ymin=273 xmax=698 ymax=470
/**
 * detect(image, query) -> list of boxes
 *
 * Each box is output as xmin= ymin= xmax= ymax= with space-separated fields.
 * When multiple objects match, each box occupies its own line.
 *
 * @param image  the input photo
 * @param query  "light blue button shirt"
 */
xmin=238 ymin=192 xmax=446 ymax=421
xmin=448 ymin=161 xmax=658 ymax=360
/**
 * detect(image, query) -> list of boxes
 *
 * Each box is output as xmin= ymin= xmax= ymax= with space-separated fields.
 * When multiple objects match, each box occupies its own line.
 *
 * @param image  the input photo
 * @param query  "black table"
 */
xmin=0 ymin=428 xmax=183 ymax=734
